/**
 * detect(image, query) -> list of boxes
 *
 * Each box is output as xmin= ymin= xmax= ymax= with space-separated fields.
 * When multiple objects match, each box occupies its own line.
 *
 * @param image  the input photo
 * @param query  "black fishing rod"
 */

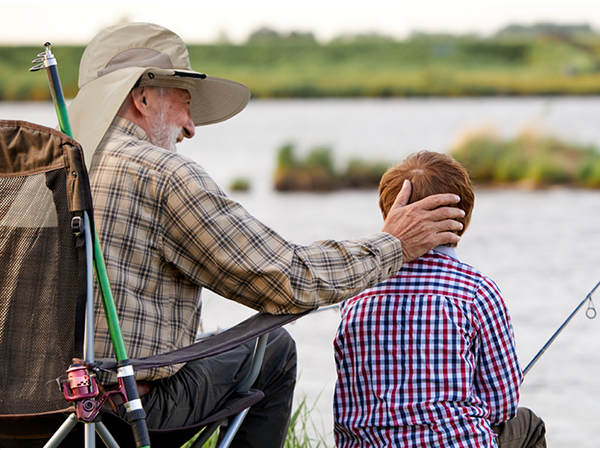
xmin=523 ymin=280 xmax=598 ymax=377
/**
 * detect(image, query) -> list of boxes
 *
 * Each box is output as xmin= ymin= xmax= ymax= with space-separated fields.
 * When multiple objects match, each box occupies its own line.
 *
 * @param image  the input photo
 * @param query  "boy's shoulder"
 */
xmin=349 ymin=248 xmax=495 ymax=305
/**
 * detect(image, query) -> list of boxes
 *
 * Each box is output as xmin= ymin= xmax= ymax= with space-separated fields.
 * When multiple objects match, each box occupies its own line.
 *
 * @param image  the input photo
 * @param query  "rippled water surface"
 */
xmin=3 ymin=98 xmax=600 ymax=447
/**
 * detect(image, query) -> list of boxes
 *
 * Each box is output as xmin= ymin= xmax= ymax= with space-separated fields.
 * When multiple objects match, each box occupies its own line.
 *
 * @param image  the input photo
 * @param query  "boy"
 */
xmin=333 ymin=151 xmax=546 ymax=447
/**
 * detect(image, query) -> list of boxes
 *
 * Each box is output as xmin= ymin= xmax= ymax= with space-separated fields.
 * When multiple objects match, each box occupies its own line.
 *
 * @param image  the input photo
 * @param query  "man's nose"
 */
xmin=183 ymin=115 xmax=195 ymax=139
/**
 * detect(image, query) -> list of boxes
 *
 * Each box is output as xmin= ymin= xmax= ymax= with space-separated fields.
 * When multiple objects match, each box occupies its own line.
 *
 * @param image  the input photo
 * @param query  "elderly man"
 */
xmin=67 ymin=22 xmax=464 ymax=447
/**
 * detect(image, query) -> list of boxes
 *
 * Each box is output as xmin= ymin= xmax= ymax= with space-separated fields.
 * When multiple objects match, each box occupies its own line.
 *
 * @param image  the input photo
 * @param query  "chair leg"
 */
xmin=96 ymin=421 xmax=120 ymax=448
xmin=85 ymin=423 xmax=95 ymax=448
xmin=236 ymin=333 xmax=269 ymax=392
xmin=191 ymin=419 xmax=225 ymax=448
xmin=215 ymin=333 xmax=271 ymax=448
xmin=217 ymin=408 xmax=250 ymax=448
xmin=44 ymin=413 xmax=79 ymax=448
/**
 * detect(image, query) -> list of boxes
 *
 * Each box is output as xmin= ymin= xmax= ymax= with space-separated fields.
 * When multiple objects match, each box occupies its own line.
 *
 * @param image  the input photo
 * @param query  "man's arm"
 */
xmin=162 ymin=167 xmax=459 ymax=313
xmin=382 ymin=179 xmax=464 ymax=262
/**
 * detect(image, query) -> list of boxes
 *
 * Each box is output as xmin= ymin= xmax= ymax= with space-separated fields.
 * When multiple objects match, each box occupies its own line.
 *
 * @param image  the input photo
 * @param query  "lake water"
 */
xmin=2 ymin=98 xmax=600 ymax=447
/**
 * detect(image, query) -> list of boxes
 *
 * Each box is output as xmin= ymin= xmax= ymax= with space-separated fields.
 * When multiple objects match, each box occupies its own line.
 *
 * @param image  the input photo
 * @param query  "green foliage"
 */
xmin=458 ymin=41 xmax=529 ymax=64
xmin=275 ymin=144 xmax=339 ymax=191
xmin=181 ymin=394 xmax=329 ymax=448
xmin=344 ymin=158 xmax=391 ymax=189
xmin=181 ymin=428 xmax=217 ymax=448
xmin=449 ymin=133 xmax=502 ymax=182
xmin=229 ymin=177 xmax=251 ymax=192
xmin=304 ymin=147 xmax=336 ymax=176
xmin=0 ymin=45 xmax=84 ymax=100
xmin=576 ymin=146 xmax=600 ymax=188
xmin=450 ymin=128 xmax=600 ymax=188
xmin=274 ymin=143 xmax=390 ymax=191
xmin=4 ymin=31 xmax=600 ymax=100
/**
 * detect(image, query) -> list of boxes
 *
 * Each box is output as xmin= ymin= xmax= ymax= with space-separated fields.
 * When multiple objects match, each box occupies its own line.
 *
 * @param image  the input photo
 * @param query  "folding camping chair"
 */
xmin=0 ymin=120 xmax=310 ymax=448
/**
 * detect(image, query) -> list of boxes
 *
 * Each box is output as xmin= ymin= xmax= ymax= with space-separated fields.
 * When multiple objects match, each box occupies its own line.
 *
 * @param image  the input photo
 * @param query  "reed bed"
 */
xmin=450 ymin=127 xmax=600 ymax=188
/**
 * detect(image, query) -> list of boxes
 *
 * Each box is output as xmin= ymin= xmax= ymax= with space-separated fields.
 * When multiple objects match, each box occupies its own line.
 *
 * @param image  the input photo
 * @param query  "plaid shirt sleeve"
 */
xmin=161 ymin=161 xmax=404 ymax=314
xmin=472 ymin=276 xmax=523 ymax=425
xmin=90 ymin=118 xmax=404 ymax=382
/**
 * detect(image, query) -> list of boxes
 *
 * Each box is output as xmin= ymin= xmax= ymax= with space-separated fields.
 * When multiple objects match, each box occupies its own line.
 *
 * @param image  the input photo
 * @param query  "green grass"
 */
xmin=4 ymin=35 xmax=600 ymax=100
xmin=180 ymin=393 xmax=330 ymax=448
xmin=285 ymin=395 xmax=330 ymax=448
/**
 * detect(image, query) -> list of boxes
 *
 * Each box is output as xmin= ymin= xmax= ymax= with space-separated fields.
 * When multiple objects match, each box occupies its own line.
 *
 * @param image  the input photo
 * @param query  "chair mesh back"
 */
xmin=0 ymin=121 xmax=92 ymax=416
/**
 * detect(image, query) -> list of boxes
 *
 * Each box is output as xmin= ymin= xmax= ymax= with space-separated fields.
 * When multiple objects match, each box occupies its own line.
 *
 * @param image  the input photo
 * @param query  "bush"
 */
xmin=343 ymin=159 xmax=390 ymax=189
xmin=229 ymin=177 xmax=251 ymax=192
xmin=274 ymin=143 xmax=339 ymax=191
xmin=273 ymin=143 xmax=390 ymax=191
xmin=450 ymin=127 xmax=600 ymax=188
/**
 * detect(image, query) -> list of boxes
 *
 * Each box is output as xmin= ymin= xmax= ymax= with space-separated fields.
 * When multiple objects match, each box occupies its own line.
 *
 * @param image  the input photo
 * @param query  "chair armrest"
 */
xmin=80 ymin=310 xmax=314 ymax=373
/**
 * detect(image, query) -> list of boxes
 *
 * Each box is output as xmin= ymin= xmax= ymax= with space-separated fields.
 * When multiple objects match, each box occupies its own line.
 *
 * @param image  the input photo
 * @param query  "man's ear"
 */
xmin=130 ymin=86 xmax=150 ymax=117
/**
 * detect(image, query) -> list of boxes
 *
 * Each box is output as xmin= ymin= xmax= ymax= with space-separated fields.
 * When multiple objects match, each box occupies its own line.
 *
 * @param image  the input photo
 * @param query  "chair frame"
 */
xmin=42 ymin=209 xmax=273 ymax=447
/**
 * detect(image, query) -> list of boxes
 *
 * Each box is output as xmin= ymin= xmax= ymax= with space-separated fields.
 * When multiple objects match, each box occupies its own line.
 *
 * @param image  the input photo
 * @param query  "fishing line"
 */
xmin=523 ymin=279 xmax=599 ymax=377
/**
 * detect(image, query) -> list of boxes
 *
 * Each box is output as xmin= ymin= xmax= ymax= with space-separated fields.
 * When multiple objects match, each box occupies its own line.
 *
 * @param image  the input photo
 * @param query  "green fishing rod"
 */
xmin=31 ymin=43 xmax=150 ymax=448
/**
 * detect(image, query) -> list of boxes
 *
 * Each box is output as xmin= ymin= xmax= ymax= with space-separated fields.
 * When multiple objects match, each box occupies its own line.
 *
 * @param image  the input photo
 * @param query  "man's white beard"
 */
xmin=148 ymin=106 xmax=183 ymax=152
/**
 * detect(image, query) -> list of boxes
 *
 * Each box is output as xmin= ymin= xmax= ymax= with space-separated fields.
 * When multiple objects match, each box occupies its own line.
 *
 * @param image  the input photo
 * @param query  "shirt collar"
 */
xmin=432 ymin=245 xmax=459 ymax=260
xmin=111 ymin=116 xmax=150 ymax=143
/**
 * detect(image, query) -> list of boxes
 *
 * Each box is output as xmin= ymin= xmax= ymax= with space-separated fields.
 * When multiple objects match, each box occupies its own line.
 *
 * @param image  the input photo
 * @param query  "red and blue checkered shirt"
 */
xmin=334 ymin=246 xmax=522 ymax=448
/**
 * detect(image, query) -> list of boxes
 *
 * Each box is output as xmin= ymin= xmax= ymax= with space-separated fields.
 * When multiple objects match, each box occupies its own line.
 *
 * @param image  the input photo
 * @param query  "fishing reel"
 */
xmin=60 ymin=364 xmax=128 ymax=422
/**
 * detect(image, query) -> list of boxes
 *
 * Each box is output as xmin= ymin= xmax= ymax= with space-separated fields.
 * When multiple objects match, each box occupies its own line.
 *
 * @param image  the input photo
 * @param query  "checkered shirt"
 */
xmin=89 ymin=117 xmax=403 ymax=382
xmin=333 ymin=247 xmax=522 ymax=448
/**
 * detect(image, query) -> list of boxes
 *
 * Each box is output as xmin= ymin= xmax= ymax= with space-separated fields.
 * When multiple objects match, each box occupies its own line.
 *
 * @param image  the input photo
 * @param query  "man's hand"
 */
xmin=381 ymin=180 xmax=465 ymax=262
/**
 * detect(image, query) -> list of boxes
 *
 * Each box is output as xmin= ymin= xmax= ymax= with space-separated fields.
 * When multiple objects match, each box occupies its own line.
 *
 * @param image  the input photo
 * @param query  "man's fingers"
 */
xmin=392 ymin=179 xmax=412 ymax=208
xmin=432 ymin=218 xmax=464 ymax=233
xmin=426 ymin=206 xmax=466 ymax=223
xmin=383 ymin=188 xmax=466 ymax=262
xmin=430 ymin=231 xmax=461 ymax=247
xmin=411 ymin=192 xmax=461 ymax=211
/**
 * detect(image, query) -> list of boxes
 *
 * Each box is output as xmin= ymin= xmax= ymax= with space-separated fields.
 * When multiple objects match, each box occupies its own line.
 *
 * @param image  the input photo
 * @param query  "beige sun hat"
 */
xmin=68 ymin=22 xmax=251 ymax=165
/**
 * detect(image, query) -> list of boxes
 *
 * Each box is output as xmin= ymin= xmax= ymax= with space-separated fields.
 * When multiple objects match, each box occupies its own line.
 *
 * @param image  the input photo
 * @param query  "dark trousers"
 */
xmin=137 ymin=328 xmax=297 ymax=448
xmin=494 ymin=407 xmax=547 ymax=448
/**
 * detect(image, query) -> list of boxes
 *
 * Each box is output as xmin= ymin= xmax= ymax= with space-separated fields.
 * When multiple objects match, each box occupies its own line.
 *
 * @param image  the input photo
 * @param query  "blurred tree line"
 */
xmin=2 ymin=22 xmax=600 ymax=100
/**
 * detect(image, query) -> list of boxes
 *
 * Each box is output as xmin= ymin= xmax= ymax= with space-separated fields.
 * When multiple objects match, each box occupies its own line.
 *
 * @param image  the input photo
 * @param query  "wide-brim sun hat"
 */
xmin=68 ymin=22 xmax=251 ymax=165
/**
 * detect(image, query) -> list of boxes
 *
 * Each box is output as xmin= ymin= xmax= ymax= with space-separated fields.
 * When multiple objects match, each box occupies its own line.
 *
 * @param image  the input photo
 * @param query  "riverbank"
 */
xmin=3 ymin=33 xmax=600 ymax=100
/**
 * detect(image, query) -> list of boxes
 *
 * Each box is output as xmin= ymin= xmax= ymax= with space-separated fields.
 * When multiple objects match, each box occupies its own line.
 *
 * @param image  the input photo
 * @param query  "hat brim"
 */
xmin=68 ymin=67 xmax=251 ymax=166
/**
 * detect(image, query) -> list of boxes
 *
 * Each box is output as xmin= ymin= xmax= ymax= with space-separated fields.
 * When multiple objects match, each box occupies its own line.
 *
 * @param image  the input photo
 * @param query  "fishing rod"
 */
xmin=31 ymin=43 xmax=151 ymax=448
xmin=523 ymin=279 xmax=598 ymax=377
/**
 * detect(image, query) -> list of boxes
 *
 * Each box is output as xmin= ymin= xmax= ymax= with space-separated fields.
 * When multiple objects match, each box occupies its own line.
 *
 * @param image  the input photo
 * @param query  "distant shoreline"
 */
xmin=3 ymin=32 xmax=600 ymax=101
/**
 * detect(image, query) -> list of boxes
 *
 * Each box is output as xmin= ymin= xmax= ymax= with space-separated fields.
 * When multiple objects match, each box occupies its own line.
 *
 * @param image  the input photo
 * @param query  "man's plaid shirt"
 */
xmin=333 ymin=246 xmax=522 ymax=448
xmin=90 ymin=117 xmax=403 ymax=381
